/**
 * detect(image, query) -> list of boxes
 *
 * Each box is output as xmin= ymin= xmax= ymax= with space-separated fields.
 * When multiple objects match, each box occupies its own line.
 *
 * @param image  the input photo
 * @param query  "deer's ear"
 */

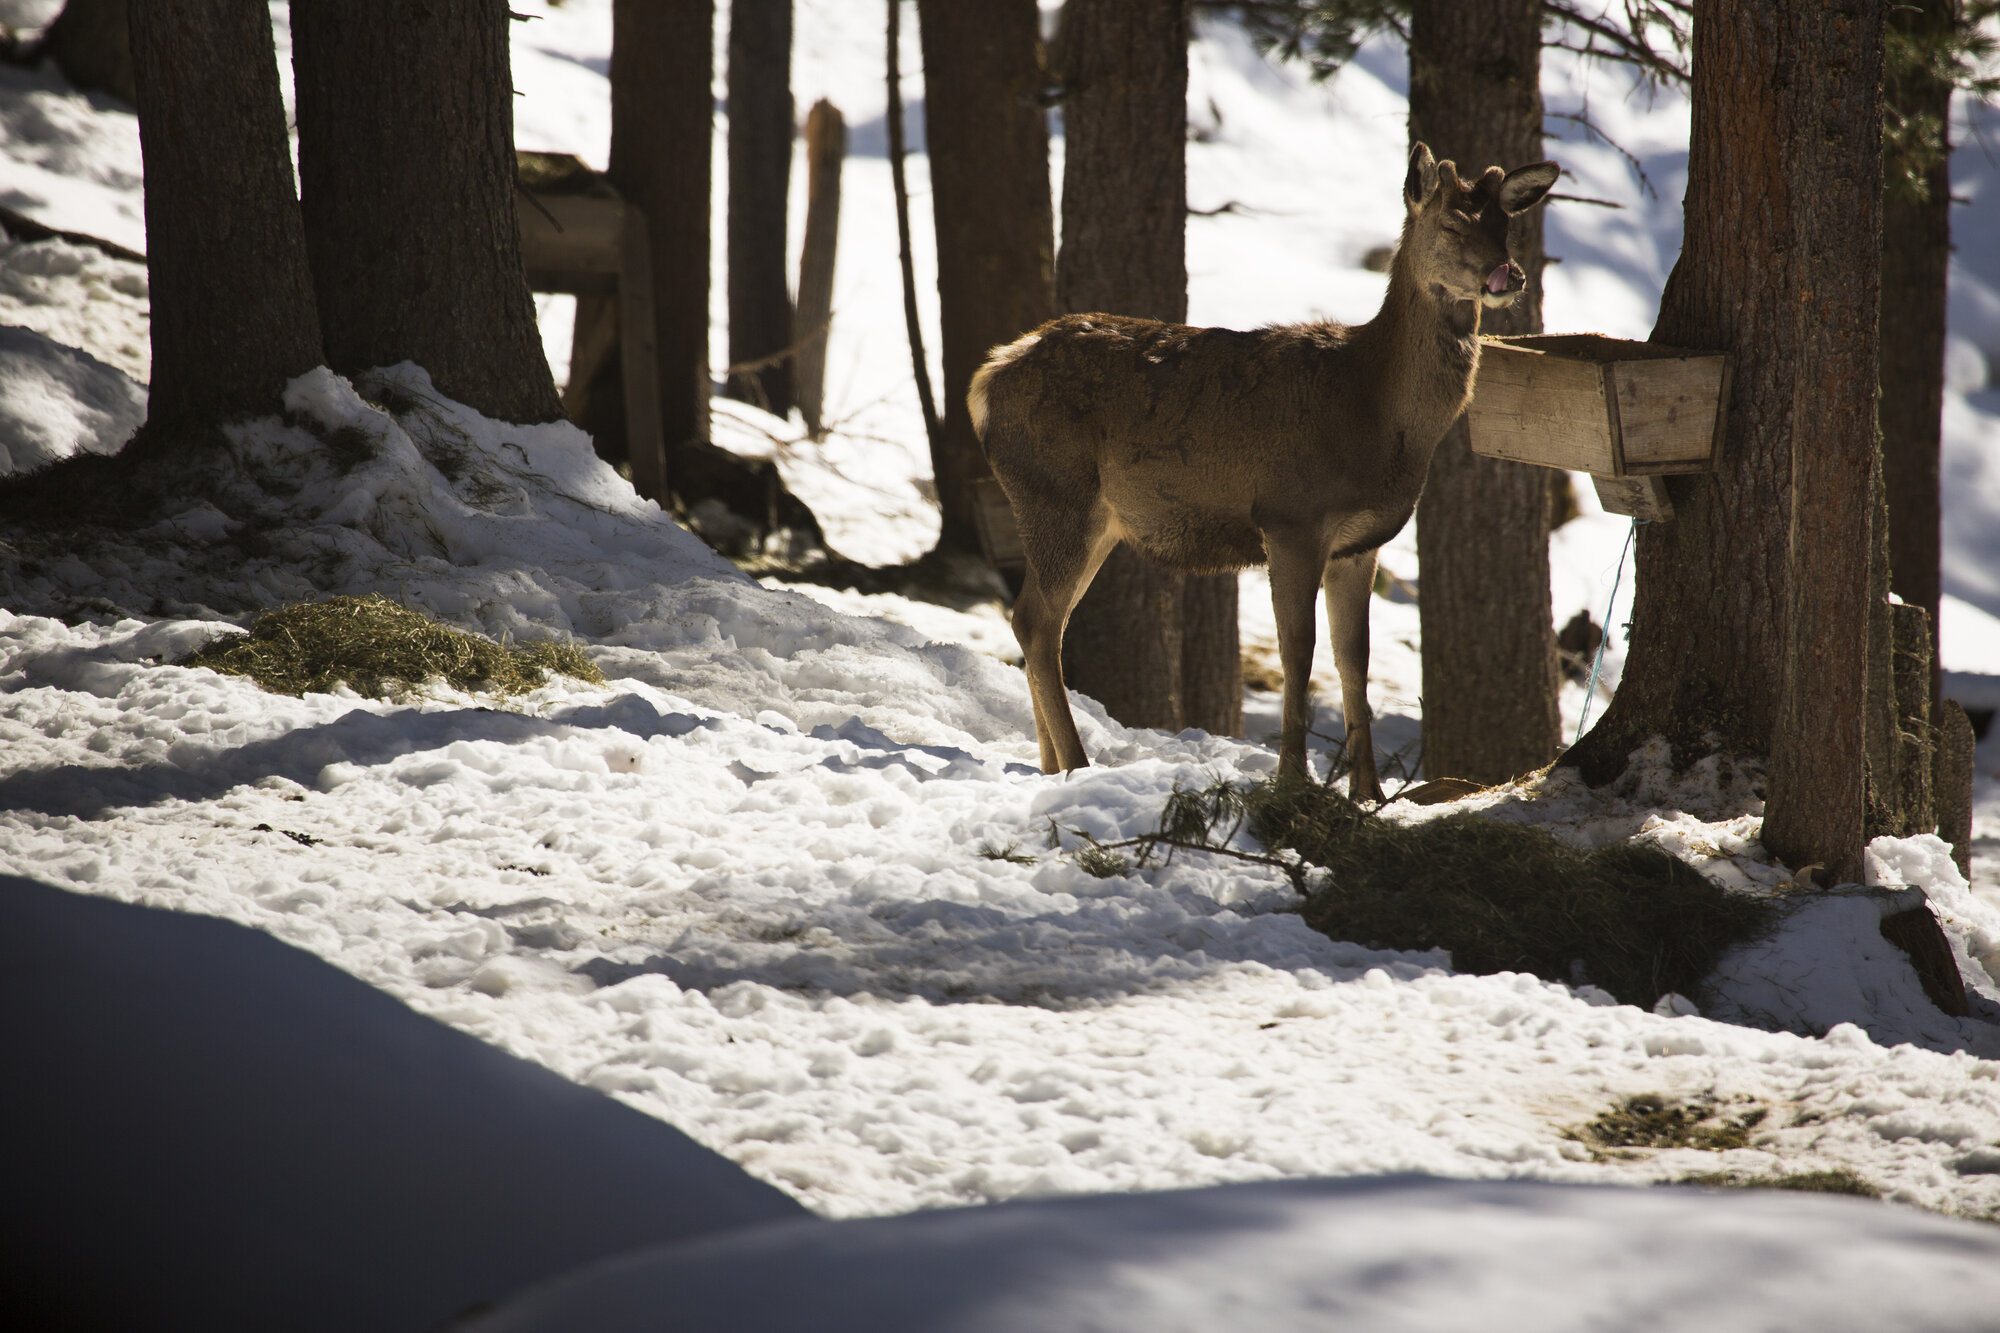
xmin=1499 ymin=161 xmax=1560 ymax=215
xmin=1405 ymin=142 xmax=1438 ymax=209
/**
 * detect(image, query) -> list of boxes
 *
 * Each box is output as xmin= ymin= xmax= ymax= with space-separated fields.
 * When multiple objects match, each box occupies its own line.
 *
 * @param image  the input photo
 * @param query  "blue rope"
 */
xmin=1574 ymin=518 xmax=1641 ymax=745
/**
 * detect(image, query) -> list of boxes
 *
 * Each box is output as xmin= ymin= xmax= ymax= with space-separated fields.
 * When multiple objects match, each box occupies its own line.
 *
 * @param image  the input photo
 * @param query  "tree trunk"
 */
xmin=725 ymin=0 xmax=793 ymax=417
xmin=1756 ymin=0 xmax=1883 ymax=886
xmin=127 ymin=0 xmax=321 ymax=438
xmin=1880 ymin=0 xmax=1955 ymax=722
xmin=916 ymin=0 xmax=1056 ymax=556
xmin=1407 ymin=0 xmax=1559 ymax=785
xmin=1562 ymin=0 xmax=1801 ymax=788
xmin=45 ymin=0 xmax=135 ymax=106
xmin=1057 ymin=0 xmax=1240 ymax=739
xmin=610 ymin=0 xmax=716 ymax=475
xmin=290 ymin=1 xmax=561 ymax=425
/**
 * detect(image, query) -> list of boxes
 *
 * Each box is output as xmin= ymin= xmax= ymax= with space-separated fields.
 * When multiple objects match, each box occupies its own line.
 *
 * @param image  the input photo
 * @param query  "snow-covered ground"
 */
xmin=6 ymin=0 xmax=2000 ymax=1325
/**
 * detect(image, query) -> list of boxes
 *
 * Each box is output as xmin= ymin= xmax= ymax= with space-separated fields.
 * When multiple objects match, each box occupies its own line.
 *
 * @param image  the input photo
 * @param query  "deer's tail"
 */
xmin=967 ymin=329 xmax=1044 ymax=457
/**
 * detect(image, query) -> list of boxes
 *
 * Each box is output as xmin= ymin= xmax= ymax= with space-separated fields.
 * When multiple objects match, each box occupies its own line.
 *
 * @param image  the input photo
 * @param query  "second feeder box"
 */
xmin=1466 ymin=334 xmax=1731 ymax=523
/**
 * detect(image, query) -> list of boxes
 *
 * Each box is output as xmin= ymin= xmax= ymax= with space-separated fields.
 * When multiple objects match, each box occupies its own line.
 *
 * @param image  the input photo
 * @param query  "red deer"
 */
xmin=969 ymin=143 xmax=1559 ymax=800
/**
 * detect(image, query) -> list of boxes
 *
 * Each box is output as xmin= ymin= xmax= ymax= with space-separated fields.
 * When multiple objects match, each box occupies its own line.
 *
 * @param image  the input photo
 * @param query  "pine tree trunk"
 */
xmin=128 ymin=0 xmax=321 ymax=438
xmin=290 ymin=0 xmax=562 ymax=425
xmin=1562 ymin=0 xmax=1802 ymax=787
xmin=610 ymin=0 xmax=716 ymax=471
xmin=1880 ymin=0 xmax=1955 ymax=722
xmin=1761 ymin=0 xmax=1883 ymax=885
xmin=916 ymin=0 xmax=1055 ymax=556
xmin=1057 ymin=0 xmax=1239 ymax=738
xmin=725 ymin=0 xmax=793 ymax=417
xmin=1407 ymin=0 xmax=1559 ymax=785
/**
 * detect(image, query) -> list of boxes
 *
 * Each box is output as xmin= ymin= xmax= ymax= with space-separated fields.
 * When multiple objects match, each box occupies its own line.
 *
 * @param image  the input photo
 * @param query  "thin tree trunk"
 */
xmin=916 ymin=0 xmax=1056 ymax=556
xmin=1058 ymin=0 xmax=1239 ymax=738
xmin=1407 ymin=0 xmax=1559 ymax=787
xmin=128 ymin=0 xmax=321 ymax=438
xmin=886 ymin=0 xmax=941 ymax=452
xmin=610 ymin=0 xmax=715 ymax=473
xmin=1562 ymin=0 xmax=1800 ymax=787
xmin=291 ymin=0 xmax=562 ymax=425
xmin=1762 ymin=0 xmax=1883 ymax=885
xmin=725 ymin=0 xmax=793 ymax=417
xmin=1880 ymin=0 xmax=1955 ymax=723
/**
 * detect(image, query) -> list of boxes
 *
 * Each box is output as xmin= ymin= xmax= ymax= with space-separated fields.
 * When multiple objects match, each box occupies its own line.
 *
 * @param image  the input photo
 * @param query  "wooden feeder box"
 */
xmin=514 ymin=151 xmax=668 ymax=505
xmin=1466 ymin=333 xmax=1731 ymax=523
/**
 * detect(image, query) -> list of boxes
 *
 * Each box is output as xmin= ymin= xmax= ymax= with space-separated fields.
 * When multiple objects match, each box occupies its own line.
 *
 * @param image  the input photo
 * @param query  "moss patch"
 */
xmin=1239 ymin=780 xmax=1773 ymax=1007
xmin=1678 ymin=1168 xmax=1881 ymax=1198
xmin=1571 ymin=1094 xmax=1769 ymax=1155
xmin=177 ymin=594 xmax=602 ymax=699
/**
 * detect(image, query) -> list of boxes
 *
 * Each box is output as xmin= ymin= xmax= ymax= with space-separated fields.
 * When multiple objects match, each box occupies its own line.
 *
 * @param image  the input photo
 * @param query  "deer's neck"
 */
xmin=1356 ymin=247 xmax=1484 ymax=475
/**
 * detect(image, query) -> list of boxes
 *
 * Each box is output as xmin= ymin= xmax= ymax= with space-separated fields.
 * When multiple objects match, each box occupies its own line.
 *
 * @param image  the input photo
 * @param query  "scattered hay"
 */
xmin=1678 ymin=1168 xmax=1881 ymax=1198
xmin=177 ymin=594 xmax=603 ymax=699
xmin=1240 ymin=780 xmax=1774 ymax=1007
xmin=1571 ymin=1094 xmax=1768 ymax=1155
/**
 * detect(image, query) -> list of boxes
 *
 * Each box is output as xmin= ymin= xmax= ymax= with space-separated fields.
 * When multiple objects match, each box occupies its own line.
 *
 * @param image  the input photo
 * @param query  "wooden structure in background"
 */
xmin=795 ymin=100 xmax=845 ymax=437
xmin=1467 ymin=333 xmax=1730 ymax=523
xmin=515 ymin=152 xmax=666 ymax=503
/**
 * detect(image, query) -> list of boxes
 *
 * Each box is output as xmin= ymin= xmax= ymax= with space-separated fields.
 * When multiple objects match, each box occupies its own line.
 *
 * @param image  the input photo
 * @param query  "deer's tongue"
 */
xmin=1486 ymin=264 xmax=1513 ymax=295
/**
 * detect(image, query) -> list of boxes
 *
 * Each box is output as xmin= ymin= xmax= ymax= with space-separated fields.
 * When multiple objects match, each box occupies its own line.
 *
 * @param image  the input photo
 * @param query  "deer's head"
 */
xmin=1401 ymin=142 xmax=1559 ymax=309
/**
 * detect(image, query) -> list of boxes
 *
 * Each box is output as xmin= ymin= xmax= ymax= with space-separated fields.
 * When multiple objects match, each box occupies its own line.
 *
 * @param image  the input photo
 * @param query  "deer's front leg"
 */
xmin=1324 ymin=550 xmax=1384 ymax=803
xmin=1265 ymin=534 xmax=1327 ymax=781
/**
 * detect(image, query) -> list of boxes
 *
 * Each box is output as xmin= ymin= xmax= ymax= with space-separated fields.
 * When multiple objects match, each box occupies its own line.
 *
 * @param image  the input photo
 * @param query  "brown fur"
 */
xmin=972 ymin=144 xmax=1559 ymax=796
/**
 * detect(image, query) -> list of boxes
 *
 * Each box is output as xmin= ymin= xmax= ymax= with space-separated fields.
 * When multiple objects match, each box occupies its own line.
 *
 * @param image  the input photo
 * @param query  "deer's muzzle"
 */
xmin=1480 ymin=261 xmax=1526 ymax=307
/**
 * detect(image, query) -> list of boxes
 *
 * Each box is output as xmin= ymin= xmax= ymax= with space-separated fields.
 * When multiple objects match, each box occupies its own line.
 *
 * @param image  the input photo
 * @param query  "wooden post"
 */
xmin=796 ymin=99 xmax=845 ymax=438
xmin=1938 ymin=699 xmax=1977 ymax=881
xmin=1891 ymin=602 xmax=1935 ymax=837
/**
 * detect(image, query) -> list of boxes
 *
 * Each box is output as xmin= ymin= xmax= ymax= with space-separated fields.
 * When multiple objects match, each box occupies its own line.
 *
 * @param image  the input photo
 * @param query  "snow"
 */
xmin=0 ymin=873 xmax=805 ymax=1332
xmin=0 ymin=320 xmax=142 ymax=472
xmin=464 ymin=1174 xmax=2000 ymax=1332
xmin=5 ymin=1 xmax=2000 ymax=1325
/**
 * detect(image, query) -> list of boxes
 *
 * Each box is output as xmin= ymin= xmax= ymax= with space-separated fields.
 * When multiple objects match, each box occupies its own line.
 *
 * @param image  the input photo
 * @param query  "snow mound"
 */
xmin=0 ymin=322 xmax=143 ymax=473
xmin=467 ymin=1173 xmax=2000 ymax=1333
xmin=0 ymin=875 xmax=806 ymax=1333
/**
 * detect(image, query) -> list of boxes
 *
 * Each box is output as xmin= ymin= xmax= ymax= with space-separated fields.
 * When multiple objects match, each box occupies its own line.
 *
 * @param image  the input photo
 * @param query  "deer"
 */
xmin=968 ymin=143 xmax=1559 ymax=801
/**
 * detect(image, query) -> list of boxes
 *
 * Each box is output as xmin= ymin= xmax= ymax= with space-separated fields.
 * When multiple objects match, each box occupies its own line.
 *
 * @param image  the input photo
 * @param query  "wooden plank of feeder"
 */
xmin=518 ymin=193 xmax=625 ymax=285
xmin=1591 ymin=474 xmax=1674 ymax=523
xmin=1465 ymin=342 xmax=1614 ymax=473
xmin=1609 ymin=354 xmax=1729 ymax=475
xmin=972 ymin=476 xmax=1025 ymax=570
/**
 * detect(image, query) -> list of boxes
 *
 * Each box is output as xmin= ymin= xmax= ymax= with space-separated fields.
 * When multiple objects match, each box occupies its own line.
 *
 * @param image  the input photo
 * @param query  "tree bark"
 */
xmin=1562 ymin=0 xmax=1801 ymax=787
xmin=1756 ymin=0 xmax=1883 ymax=886
xmin=1407 ymin=0 xmax=1560 ymax=785
xmin=1880 ymin=0 xmax=1955 ymax=722
xmin=127 ymin=0 xmax=321 ymax=438
xmin=1057 ymin=0 xmax=1239 ymax=739
xmin=45 ymin=0 xmax=135 ymax=106
xmin=916 ymin=0 xmax=1056 ymax=557
xmin=290 ymin=1 xmax=560 ymax=425
xmin=725 ymin=0 xmax=794 ymax=417
xmin=610 ymin=0 xmax=716 ymax=472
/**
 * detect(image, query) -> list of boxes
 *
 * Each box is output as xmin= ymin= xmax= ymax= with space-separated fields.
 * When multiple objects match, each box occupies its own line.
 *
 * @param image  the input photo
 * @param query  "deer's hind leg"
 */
xmin=1010 ymin=496 xmax=1119 ymax=773
xmin=1323 ymin=549 xmax=1384 ymax=803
